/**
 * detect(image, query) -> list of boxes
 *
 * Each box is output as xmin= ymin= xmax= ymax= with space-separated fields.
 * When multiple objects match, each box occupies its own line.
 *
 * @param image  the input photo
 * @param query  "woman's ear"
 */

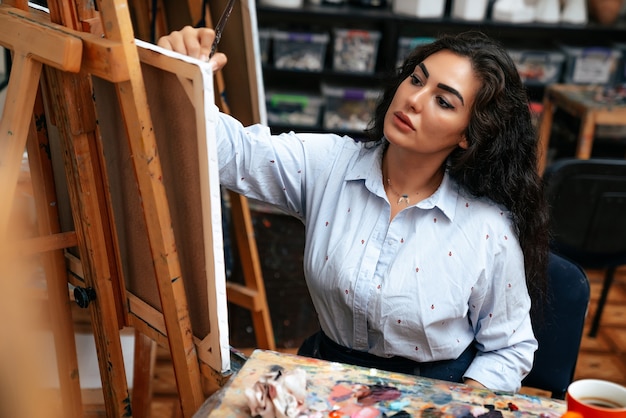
xmin=459 ymin=134 xmax=469 ymax=150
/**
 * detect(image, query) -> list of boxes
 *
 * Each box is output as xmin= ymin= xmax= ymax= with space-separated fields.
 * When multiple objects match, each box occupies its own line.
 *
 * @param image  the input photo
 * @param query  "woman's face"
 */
xmin=383 ymin=50 xmax=480 ymax=157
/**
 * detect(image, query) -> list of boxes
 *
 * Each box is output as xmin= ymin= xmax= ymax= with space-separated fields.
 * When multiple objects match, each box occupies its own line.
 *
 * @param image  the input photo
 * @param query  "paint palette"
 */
xmin=202 ymin=350 xmax=566 ymax=417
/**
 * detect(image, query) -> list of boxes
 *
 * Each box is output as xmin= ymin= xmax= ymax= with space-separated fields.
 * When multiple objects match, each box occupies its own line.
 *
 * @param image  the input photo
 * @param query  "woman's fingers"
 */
xmin=157 ymin=28 xmax=188 ymax=54
xmin=157 ymin=26 xmax=227 ymax=70
xmin=157 ymin=26 xmax=214 ymax=58
xmin=209 ymin=52 xmax=228 ymax=71
xmin=196 ymin=27 xmax=217 ymax=61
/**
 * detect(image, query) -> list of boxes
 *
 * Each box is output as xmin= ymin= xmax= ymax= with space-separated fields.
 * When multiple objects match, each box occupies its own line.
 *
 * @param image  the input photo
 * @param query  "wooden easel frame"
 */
xmin=1 ymin=3 xmax=106 ymax=417
xmin=0 ymin=0 xmax=268 ymax=416
xmin=82 ymin=35 xmax=235 ymax=402
xmin=126 ymin=0 xmax=276 ymax=353
xmin=126 ymin=1 xmax=276 ymax=413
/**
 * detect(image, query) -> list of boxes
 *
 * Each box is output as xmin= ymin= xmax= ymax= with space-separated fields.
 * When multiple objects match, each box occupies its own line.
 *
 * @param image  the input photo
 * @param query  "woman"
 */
xmin=158 ymin=29 xmax=549 ymax=392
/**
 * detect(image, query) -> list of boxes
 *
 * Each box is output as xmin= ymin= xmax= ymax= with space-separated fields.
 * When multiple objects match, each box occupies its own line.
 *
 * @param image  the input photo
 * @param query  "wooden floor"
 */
xmin=572 ymin=267 xmax=626 ymax=385
xmin=145 ymin=267 xmax=626 ymax=417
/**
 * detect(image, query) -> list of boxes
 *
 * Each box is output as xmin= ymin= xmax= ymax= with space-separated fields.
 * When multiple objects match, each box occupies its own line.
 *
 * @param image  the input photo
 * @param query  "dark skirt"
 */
xmin=298 ymin=330 xmax=476 ymax=383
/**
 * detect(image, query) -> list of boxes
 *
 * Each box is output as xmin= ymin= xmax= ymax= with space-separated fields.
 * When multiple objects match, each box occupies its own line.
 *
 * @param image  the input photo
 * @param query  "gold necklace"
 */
xmin=386 ymin=177 xmax=419 ymax=207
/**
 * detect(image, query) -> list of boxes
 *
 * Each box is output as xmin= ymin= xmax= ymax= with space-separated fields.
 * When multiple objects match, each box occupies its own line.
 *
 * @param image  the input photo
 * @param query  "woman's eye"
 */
xmin=437 ymin=97 xmax=453 ymax=109
xmin=409 ymin=74 xmax=454 ymax=110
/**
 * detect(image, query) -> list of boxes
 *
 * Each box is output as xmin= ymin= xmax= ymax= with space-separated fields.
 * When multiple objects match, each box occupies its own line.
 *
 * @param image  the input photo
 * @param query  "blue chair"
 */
xmin=542 ymin=158 xmax=626 ymax=337
xmin=521 ymin=252 xmax=590 ymax=399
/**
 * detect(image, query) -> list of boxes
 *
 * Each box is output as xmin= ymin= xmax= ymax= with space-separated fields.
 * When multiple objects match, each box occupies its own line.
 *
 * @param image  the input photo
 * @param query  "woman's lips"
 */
xmin=394 ymin=112 xmax=415 ymax=130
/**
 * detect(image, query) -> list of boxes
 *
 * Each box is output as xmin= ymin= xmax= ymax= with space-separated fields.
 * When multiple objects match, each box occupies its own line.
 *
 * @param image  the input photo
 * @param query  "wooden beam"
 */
xmin=14 ymin=231 xmax=78 ymax=256
xmin=0 ymin=5 xmax=132 ymax=82
xmin=226 ymin=282 xmax=264 ymax=312
xmin=0 ymin=53 xmax=43 ymax=237
xmin=0 ymin=5 xmax=82 ymax=72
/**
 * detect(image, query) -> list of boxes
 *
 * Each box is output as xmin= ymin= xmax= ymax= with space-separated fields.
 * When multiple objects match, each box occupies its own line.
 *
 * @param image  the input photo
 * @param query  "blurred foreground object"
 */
xmin=0 ymin=164 xmax=62 ymax=418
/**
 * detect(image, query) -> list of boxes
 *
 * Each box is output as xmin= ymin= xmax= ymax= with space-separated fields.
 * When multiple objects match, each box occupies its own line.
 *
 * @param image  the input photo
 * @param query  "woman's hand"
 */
xmin=157 ymin=26 xmax=227 ymax=71
xmin=464 ymin=378 xmax=487 ymax=389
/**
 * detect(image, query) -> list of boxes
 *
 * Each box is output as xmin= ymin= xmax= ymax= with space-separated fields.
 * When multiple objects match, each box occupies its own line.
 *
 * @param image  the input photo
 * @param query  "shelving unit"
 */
xmin=257 ymin=3 xmax=626 ymax=135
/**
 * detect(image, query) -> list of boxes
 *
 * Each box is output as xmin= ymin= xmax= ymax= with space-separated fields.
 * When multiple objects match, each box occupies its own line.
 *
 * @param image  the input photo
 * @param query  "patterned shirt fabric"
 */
xmin=215 ymin=109 xmax=537 ymax=392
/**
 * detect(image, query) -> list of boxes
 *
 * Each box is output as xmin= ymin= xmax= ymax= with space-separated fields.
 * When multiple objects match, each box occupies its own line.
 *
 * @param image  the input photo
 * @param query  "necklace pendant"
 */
xmin=397 ymin=194 xmax=410 ymax=206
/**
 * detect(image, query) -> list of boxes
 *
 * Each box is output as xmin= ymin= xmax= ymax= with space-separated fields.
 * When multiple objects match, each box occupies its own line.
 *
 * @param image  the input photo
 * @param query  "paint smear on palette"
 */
xmin=326 ymin=382 xmax=411 ymax=417
xmin=312 ymin=381 xmax=511 ymax=418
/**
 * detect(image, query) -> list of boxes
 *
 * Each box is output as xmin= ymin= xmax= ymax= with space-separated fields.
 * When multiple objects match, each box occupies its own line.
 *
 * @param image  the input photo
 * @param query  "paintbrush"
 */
xmin=209 ymin=0 xmax=237 ymax=58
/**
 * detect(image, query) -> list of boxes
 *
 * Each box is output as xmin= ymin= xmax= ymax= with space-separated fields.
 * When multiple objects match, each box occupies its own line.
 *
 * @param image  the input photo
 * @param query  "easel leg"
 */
xmin=26 ymin=87 xmax=84 ymax=418
xmin=132 ymin=330 xmax=158 ymax=418
xmin=0 ymin=53 xmax=42 ymax=236
xmin=43 ymin=64 xmax=132 ymax=418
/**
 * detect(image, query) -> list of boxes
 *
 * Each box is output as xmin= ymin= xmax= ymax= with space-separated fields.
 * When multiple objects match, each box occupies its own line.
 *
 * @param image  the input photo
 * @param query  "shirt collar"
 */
xmin=346 ymin=141 xmax=460 ymax=222
xmin=419 ymin=172 xmax=459 ymax=222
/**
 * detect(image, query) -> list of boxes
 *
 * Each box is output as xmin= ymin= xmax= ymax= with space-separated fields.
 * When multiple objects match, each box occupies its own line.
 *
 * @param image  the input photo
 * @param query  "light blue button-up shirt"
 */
xmin=215 ymin=110 xmax=537 ymax=392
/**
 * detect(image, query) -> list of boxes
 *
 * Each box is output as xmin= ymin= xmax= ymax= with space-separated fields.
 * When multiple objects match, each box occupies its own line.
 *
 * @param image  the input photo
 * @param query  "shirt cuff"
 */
xmin=463 ymin=354 xmax=523 ymax=393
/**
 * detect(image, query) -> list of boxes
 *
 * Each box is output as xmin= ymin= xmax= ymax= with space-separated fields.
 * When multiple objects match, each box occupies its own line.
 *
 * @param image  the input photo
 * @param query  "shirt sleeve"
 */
xmin=462 ymin=223 xmax=538 ymax=393
xmin=215 ymin=109 xmax=297 ymax=211
xmin=214 ymin=109 xmax=348 ymax=218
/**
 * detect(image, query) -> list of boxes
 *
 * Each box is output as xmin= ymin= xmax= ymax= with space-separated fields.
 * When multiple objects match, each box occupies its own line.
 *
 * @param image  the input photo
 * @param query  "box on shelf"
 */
xmin=451 ymin=0 xmax=488 ymax=21
xmin=508 ymin=49 xmax=566 ymax=86
xmin=272 ymin=30 xmax=329 ymax=72
xmin=560 ymin=45 xmax=622 ymax=85
xmin=322 ymin=84 xmax=381 ymax=131
xmin=332 ymin=29 xmax=381 ymax=74
xmin=258 ymin=28 xmax=272 ymax=66
xmin=266 ymin=91 xmax=323 ymax=128
xmin=396 ymin=36 xmax=435 ymax=67
xmin=391 ymin=0 xmax=445 ymax=17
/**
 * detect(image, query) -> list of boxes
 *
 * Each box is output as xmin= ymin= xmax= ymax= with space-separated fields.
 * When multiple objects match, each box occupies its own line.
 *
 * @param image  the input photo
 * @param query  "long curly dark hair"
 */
xmin=365 ymin=31 xmax=549 ymax=319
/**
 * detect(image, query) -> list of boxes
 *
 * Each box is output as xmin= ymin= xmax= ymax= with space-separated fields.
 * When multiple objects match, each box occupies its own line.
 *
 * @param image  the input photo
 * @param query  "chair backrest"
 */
xmin=522 ymin=252 xmax=590 ymax=399
xmin=542 ymin=158 xmax=626 ymax=268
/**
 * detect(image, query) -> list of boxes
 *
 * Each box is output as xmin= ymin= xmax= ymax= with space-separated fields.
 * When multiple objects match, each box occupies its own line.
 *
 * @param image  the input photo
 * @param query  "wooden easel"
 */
xmin=124 ymin=1 xmax=276 ymax=412
xmin=126 ymin=0 xmax=276 ymax=353
xmin=1 ymin=1 xmax=134 ymax=416
xmin=0 ymin=0 xmax=271 ymax=417
xmin=123 ymin=1 xmax=276 ymax=412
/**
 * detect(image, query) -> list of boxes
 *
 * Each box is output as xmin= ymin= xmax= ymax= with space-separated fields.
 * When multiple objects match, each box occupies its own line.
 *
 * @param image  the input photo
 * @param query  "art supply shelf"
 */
xmin=256 ymin=2 xmax=626 ymax=135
